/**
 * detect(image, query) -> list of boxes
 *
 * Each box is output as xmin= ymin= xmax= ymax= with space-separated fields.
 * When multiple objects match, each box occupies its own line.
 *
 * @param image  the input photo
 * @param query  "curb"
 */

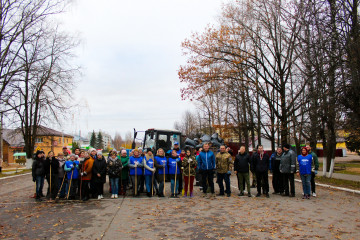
xmin=0 ymin=172 xmax=32 ymax=180
xmin=294 ymin=179 xmax=360 ymax=195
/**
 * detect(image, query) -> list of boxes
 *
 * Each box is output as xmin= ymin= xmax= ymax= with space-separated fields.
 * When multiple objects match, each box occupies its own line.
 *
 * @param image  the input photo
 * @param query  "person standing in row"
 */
xmin=64 ymin=154 xmax=80 ymax=200
xmin=128 ymin=149 xmax=144 ymax=197
xmin=280 ymin=144 xmax=296 ymax=197
xmin=143 ymin=149 xmax=156 ymax=197
xmin=93 ymin=151 xmax=107 ymax=200
xmin=57 ymin=152 xmax=67 ymax=199
xmin=252 ymin=145 xmax=270 ymax=198
xmin=270 ymin=147 xmax=283 ymax=195
xmin=119 ymin=150 xmax=129 ymax=196
xmin=182 ymin=148 xmax=197 ymax=197
xmin=216 ymin=145 xmax=233 ymax=197
xmin=107 ymin=151 xmax=122 ymax=199
xmin=32 ymin=150 xmax=46 ymax=201
xmin=154 ymin=148 xmax=167 ymax=197
xmin=168 ymin=150 xmax=181 ymax=198
xmin=306 ymin=145 xmax=319 ymax=197
xmin=297 ymin=147 xmax=313 ymax=199
xmin=44 ymin=151 xmax=59 ymax=200
xmin=197 ymin=142 xmax=216 ymax=198
xmin=234 ymin=146 xmax=251 ymax=197
xmin=80 ymin=151 xmax=94 ymax=201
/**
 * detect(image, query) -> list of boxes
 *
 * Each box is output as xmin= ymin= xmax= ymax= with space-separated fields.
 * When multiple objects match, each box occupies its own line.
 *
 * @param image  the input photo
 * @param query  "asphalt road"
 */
xmin=0 ymin=174 xmax=359 ymax=240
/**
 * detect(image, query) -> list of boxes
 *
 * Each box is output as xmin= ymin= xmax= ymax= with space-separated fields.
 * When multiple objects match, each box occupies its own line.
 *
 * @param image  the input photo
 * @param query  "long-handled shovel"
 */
xmin=163 ymin=163 xmax=166 ymax=196
xmin=174 ymin=161 xmax=178 ymax=196
xmin=80 ymin=162 xmax=83 ymax=200
xmin=55 ymin=174 xmax=66 ymax=203
xmin=135 ymin=165 xmax=137 ymax=196
xmin=151 ymin=170 xmax=154 ymax=196
xmin=188 ymin=160 xmax=191 ymax=196
xmin=67 ymin=170 xmax=74 ymax=200
xmin=49 ymin=164 xmax=52 ymax=201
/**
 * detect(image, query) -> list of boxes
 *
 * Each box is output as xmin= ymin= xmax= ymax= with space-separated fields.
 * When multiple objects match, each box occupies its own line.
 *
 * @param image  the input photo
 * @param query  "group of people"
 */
xmin=31 ymin=141 xmax=319 ymax=202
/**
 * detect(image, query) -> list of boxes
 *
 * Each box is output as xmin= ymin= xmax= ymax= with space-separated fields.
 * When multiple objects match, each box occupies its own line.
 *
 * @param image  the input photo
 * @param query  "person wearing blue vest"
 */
xmin=143 ymin=150 xmax=156 ymax=197
xmin=154 ymin=148 xmax=168 ymax=197
xmin=197 ymin=142 xmax=216 ymax=198
xmin=64 ymin=154 xmax=80 ymax=200
xmin=168 ymin=150 xmax=181 ymax=198
xmin=128 ymin=149 xmax=144 ymax=197
xmin=297 ymin=147 xmax=313 ymax=199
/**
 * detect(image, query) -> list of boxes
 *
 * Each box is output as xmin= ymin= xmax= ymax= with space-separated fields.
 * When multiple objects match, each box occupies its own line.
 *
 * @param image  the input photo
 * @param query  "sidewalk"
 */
xmin=318 ymin=171 xmax=360 ymax=182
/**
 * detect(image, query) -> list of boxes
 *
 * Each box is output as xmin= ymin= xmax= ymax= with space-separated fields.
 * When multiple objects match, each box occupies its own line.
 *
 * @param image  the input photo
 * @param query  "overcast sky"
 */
xmin=57 ymin=0 xmax=224 ymax=139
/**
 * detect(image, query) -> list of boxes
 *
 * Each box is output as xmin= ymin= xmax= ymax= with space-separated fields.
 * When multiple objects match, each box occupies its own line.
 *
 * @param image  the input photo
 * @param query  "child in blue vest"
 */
xmin=168 ymin=150 xmax=181 ymax=198
xmin=143 ymin=150 xmax=156 ymax=197
xmin=297 ymin=147 xmax=313 ymax=199
xmin=64 ymin=154 xmax=80 ymax=200
xmin=128 ymin=149 xmax=144 ymax=197
xmin=154 ymin=148 xmax=168 ymax=197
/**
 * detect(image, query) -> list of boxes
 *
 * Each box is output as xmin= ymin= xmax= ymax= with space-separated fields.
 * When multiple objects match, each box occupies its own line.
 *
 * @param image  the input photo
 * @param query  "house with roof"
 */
xmin=2 ymin=126 xmax=73 ymax=164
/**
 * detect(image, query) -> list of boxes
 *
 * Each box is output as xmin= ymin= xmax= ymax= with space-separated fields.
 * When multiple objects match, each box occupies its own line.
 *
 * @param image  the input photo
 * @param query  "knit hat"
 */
xmin=69 ymin=154 xmax=76 ymax=159
xmin=97 ymin=151 xmax=103 ymax=156
xmin=283 ymin=143 xmax=291 ymax=150
xmin=89 ymin=148 xmax=96 ymax=153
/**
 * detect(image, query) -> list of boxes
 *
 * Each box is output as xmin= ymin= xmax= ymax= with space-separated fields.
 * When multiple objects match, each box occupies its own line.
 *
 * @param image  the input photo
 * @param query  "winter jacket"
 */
xmin=120 ymin=156 xmax=129 ymax=180
xmin=92 ymin=156 xmax=107 ymax=183
xmin=58 ymin=158 xmax=66 ymax=178
xmin=182 ymin=156 xmax=197 ymax=177
xmin=309 ymin=151 xmax=319 ymax=171
xmin=269 ymin=153 xmax=282 ymax=173
xmin=168 ymin=156 xmax=181 ymax=175
xmin=234 ymin=153 xmax=251 ymax=173
xmin=32 ymin=156 xmax=45 ymax=178
xmin=143 ymin=155 xmax=156 ymax=176
xmin=297 ymin=154 xmax=313 ymax=175
xmin=81 ymin=157 xmax=94 ymax=181
xmin=154 ymin=156 xmax=168 ymax=175
xmin=64 ymin=160 xmax=80 ymax=179
xmin=215 ymin=152 xmax=232 ymax=174
xmin=197 ymin=150 xmax=216 ymax=171
xmin=107 ymin=157 xmax=122 ymax=178
xmin=44 ymin=157 xmax=59 ymax=177
xmin=280 ymin=150 xmax=296 ymax=173
xmin=251 ymin=152 xmax=270 ymax=173
xmin=128 ymin=156 xmax=144 ymax=176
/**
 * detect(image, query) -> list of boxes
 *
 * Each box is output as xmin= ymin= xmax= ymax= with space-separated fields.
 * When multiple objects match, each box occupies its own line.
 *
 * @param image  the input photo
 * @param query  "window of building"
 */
xmin=35 ymin=137 xmax=43 ymax=143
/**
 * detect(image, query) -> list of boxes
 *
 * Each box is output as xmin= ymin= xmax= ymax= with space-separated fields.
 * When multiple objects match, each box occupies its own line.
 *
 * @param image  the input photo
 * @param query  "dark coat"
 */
xmin=44 ymin=157 xmax=59 ymax=177
xmin=234 ymin=153 xmax=251 ymax=173
xmin=32 ymin=156 xmax=45 ymax=178
xmin=251 ymin=152 xmax=270 ymax=173
xmin=92 ymin=156 xmax=107 ymax=183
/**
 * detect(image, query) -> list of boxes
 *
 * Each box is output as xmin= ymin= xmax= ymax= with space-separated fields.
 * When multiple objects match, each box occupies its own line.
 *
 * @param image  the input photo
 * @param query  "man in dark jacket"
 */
xmin=32 ymin=150 xmax=46 ymax=201
xmin=234 ymin=146 xmax=251 ymax=197
xmin=269 ymin=147 xmax=283 ymax=194
xmin=251 ymin=145 xmax=270 ymax=198
xmin=44 ymin=152 xmax=59 ymax=200
xmin=280 ymin=144 xmax=296 ymax=197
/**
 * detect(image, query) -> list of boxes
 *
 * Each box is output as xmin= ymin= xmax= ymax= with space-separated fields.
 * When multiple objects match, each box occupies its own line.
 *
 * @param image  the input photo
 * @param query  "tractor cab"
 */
xmin=143 ymin=129 xmax=182 ymax=155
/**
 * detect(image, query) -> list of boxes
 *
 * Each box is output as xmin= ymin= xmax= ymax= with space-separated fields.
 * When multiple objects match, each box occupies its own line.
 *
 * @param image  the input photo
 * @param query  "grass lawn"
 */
xmin=319 ymin=162 xmax=360 ymax=176
xmin=315 ymin=176 xmax=360 ymax=190
xmin=0 ymin=169 xmax=32 ymax=178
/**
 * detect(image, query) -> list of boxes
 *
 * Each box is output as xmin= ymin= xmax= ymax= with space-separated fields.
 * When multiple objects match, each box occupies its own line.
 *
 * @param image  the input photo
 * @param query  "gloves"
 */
xmin=71 ymin=166 xmax=75 ymax=170
xmin=315 ymin=170 xmax=318 ymax=175
xmin=188 ymin=159 xmax=193 ymax=162
xmin=81 ymin=173 xmax=84 ymax=177
xmin=135 ymin=162 xmax=138 ymax=167
xmin=227 ymin=171 xmax=231 ymax=175
xmin=33 ymin=178 xmax=36 ymax=182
